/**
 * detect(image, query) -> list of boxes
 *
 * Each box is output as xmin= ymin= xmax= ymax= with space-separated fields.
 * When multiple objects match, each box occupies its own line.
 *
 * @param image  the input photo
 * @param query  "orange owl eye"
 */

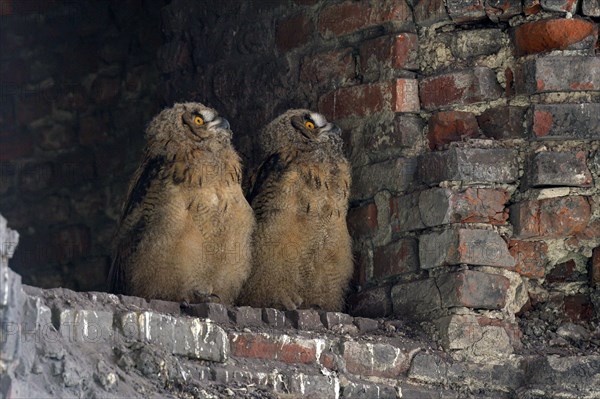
xmin=305 ymin=121 xmax=315 ymax=129
xmin=194 ymin=116 xmax=204 ymax=125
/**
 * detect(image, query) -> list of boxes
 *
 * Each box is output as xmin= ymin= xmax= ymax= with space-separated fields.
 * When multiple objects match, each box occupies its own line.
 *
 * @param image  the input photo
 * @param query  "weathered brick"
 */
xmin=436 ymin=270 xmax=509 ymax=309
xmin=173 ymin=318 xmax=230 ymax=362
xmin=435 ymin=314 xmax=512 ymax=352
xmin=276 ymin=13 xmax=313 ymax=52
xmin=419 ymin=147 xmax=519 ymax=185
xmin=591 ymin=247 xmax=600 ymax=285
xmin=477 ymin=106 xmax=527 ymax=139
xmin=511 ymin=196 xmax=591 ymax=239
xmin=513 ymin=18 xmax=598 ymax=55
xmin=523 ymin=0 xmax=542 ymax=13
xmin=391 ymin=188 xmax=509 ymax=233
xmin=523 ymin=151 xmax=592 ymax=188
xmin=485 ymin=0 xmax=522 ymax=20
xmin=299 ymin=48 xmax=355 ymax=86
xmin=365 ymin=114 xmax=424 ymax=153
xmin=52 ymin=225 xmax=91 ymax=263
xmin=446 ymin=0 xmax=486 ymax=22
xmin=148 ymin=299 xmax=181 ymax=315
xmin=564 ymin=294 xmax=593 ymax=321
xmin=319 ymin=79 xmax=420 ymax=120
xmin=411 ymin=0 xmax=450 ymax=26
xmin=342 ymin=340 xmax=410 ymax=378
xmin=373 ymin=237 xmax=419 ymax=280
xmin=427 ymin=111 xmax=480 ymax=150
xmin=420 ymin=187 xmax=509 ymax=227
xmin=508 ymin=240 xmax=548 ymax=279
xmin=318 ymin=1 xmax=411 ymax=38
xmin=419 ymin=67 xmax=502 ymax=110
xmin=183 ymin=302 xmax=229 ymax=324
xmin=57 ymin=309 xmax=113 ymax=343
xmin=262 ymin=308 xmax=287 ymax=328
xmin=230 ymin=332 xmax=318 ymax=364
xmin=359 ymin=33 xmax=419 ymax=80
xmin=347 ymin=203 xmax=378 ymax=238
xmin=516 ymin=56 xmax=600 ymax=94
xmin=287 ymin=373 xmax=338 ymax=397
xmin=546 ymin=259 xmax=585 ymax=283
xmin=320 ymin=311 xmax=353 ymax=329
xmin=286 ymin=309 xmax=324 ymax=330
xmin=353 ymin=317 xmax=379 ymax=333
xmin=351 ymin=157 xmax=417 ymax=200
xmin=419 ymin=228 xmax=515 ymax=269
xmin=90 ymin=77 xmax=121 ymax=104
xmin=341 ymin=381 xmax=398 ymax=398
xmin=347 ymin=285 xmax=392 ymax=318
xmin=540 ymin=0 xmax=580 ymax=13
xmin=566 ymin=219 xmax=600 ymax=248
xmin=391 ymin=279 xmax=442 ymax=317
xmin=583 ymin=0 xmax=600 ymax=16
xmin=530 ymin=103 xmax=600 ymax=139
xmin=0 ymin=130 xmax=33 ymax=161
xmin=228 ymin=306 xmax=264 ymax=327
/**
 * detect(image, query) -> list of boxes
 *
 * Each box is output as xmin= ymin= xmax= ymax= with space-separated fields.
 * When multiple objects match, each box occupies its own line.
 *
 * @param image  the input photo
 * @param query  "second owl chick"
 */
xmin=107 ymin=102 xmax=255 ymax=305
xmin=238 ymin=109 xmax=353 ymax=312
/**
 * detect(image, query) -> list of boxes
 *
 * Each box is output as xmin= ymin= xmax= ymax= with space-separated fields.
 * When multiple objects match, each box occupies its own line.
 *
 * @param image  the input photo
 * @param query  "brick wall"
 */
xmin=0 ymin=0 xmax=166 ymax=290
xmin=1 ymin=1 xmax=599 ymax=352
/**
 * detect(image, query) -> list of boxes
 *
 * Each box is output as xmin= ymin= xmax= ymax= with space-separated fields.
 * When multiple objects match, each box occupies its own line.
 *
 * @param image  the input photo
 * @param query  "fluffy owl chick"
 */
xmin=238 ymin=109 xmax=353 ymax=312
xmin=107 ymin=102 xmax=255 ymax=305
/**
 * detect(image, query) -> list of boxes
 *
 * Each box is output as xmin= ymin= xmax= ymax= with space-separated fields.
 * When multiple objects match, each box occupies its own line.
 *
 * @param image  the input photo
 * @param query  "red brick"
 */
xmin=523 ymin=0 xmax=542 ymax=14
xmin=510 ymin=196 xmax=591 ymax=239
xmin=476 ymin=316 xmax=522 ymax=349
xmin=319 ymin=79 xmax=419 ymax=120
xmin=90 ymin=77 xmax=121 ymax=104
xmin=372 ymin=238 xmax=419 ymax=280
xmin=51 ymin=225 xmax=91 ymax=263
xmin=566 ymin=220 xmax=600 ymax=248
xmin=359 ymin=33 xmax=419 ymax=79
xmin=0 ymin=0 xmax=12 ymax=16
xmin=436 ymin=270 xmax=510 ymax=310
xmin=509 ymin=240 xmax=548 ymax=279
xmin=318 ymin=1 xmax=411 ymax=38
xmin=478 ymin=106 xmax=527 ymax=139
xmin=299 ymin=48 xmax=355 ymax=86
xmin=485 ymin=0 xmax=522 ymax=20
xmin=347 ymin=203 xmax=378 ymax=238
xmin=79 ymin=113 xmax=110 ymax=146
xmin=547 ymin=259 xmax=585 ymax=283
xmin=230 ymin=333 xmax=317 ymax=364
xmin=513 ymin=18 xmax=598 ymax=55
xmin=15 ymin=92 xmax=52 ymax=125
xmin=276 ymin=13 xmax=313 ymax=52
xmin=427 ymin=111 xmax=480 ymax=150
xmin=564 ymin=294 xmax=593 ymax=322
xmin=0 ymin=130 xmax=33 ymax=161
xmin=419 ymin=67 xmax=502 ymax=111
xmin=591 ymin=247 xmax=600 ymax=284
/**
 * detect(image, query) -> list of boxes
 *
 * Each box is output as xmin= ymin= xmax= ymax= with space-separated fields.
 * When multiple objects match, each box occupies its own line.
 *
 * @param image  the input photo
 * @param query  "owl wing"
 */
xmin=246 ymin=152 xmax=295 ymax=215
xmin=107 ymin=154 xmax=166 ymax=294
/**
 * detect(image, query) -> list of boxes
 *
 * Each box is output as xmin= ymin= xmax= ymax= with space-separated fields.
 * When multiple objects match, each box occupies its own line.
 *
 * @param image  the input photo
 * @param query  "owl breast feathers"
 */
xmin=238 ymin=109 xmax=353 ymax=312
xmin=107 ymin=102 xmax=255 ymax=305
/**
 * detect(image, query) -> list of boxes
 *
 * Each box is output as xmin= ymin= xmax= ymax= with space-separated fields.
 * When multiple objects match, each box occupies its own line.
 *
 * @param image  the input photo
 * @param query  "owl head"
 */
xmin=259 ymin=109 xmax=342 ymax=158
xmin=145 ymin=102 xmax=232 ymax=154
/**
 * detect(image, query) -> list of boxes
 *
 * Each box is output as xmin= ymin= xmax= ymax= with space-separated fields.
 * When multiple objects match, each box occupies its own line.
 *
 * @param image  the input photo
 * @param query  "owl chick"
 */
xmin=107 ymin=102 xmax=255 ymax=305
xmin=238 ymin=109 xmax=353 ymax=312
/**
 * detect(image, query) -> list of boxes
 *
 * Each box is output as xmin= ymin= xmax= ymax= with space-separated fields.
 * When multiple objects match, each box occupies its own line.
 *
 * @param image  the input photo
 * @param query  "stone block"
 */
xmin=523 ymin=151 xmax=592 ymax=188
xmin=419 ymin=148 xmax=519 ymax=185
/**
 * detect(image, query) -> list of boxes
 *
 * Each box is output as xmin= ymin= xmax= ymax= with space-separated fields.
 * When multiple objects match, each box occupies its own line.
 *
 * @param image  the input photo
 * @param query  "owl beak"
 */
xmin=208 ymin=117 xmax=231 ymax=131
xmin=319 ymin=123 xmax=341 ymax=138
